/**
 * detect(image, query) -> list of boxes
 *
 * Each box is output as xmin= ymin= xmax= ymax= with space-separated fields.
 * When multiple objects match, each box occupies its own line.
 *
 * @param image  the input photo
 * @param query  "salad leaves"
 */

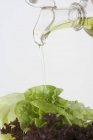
xmin=15 ymin=85 xmax=93 ymax=131
xmin=0 ymin=85 xmax=93 ymax=134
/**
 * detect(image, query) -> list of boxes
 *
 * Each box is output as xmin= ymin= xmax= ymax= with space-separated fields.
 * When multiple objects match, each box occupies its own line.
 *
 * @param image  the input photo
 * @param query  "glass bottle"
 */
xmin=26 ymin=0 xmax=93 ymax=46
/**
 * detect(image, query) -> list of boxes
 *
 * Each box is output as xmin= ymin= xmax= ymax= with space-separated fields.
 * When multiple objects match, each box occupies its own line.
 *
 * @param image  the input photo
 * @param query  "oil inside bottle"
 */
xmin=84 ymin=17 xmax=93 ymax=36
xmin=42 ymin=17 xmax=93 ymax=43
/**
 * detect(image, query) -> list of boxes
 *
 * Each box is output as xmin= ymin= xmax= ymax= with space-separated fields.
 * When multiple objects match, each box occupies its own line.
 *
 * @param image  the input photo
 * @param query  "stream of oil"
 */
xmin=40 ymin=46 xmax=46 ymax=86
xmin=38 ymin=45 xmax=47 ymax=93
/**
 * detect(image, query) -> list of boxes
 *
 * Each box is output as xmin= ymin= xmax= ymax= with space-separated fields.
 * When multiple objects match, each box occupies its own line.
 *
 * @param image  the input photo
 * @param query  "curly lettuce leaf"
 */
xmin=24 ymin=85 xmax=56 ymax=101
xmin=0 ymin=93 xmax=24 ymax=127
xmin=67 ymin=100 xmax=93 ymax=126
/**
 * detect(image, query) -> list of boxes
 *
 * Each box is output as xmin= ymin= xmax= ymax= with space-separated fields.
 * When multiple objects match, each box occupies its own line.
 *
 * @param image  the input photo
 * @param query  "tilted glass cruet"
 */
xmin=26 ymin=0 xmax=93 ymax=46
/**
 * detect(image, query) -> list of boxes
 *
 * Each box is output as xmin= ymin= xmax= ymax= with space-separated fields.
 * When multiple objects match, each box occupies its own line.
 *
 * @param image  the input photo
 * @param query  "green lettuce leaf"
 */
xmin=0 ymin=93 xmax=24 ymax=127
xmin=15 ymin=100 xmax=39 ymax=131
xmin=24 ymin=85 xmax=57 ymax=101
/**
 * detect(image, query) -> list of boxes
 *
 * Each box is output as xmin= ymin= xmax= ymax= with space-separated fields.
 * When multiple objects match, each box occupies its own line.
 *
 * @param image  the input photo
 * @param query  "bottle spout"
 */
xmin=33 ymin=8 xmax=55 ymax=46
xmin=33 ymin=3 xmax=86 ymax=46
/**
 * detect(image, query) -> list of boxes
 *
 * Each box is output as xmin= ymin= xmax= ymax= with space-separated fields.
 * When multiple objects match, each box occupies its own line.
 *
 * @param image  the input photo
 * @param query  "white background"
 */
xmin=0 ymin=0 xmax=93 ymax=107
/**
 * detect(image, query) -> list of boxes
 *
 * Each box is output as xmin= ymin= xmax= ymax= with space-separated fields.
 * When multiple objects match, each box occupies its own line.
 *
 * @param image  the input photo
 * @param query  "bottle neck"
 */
xmin=68 ymin=2 xmax=86 ymax=31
